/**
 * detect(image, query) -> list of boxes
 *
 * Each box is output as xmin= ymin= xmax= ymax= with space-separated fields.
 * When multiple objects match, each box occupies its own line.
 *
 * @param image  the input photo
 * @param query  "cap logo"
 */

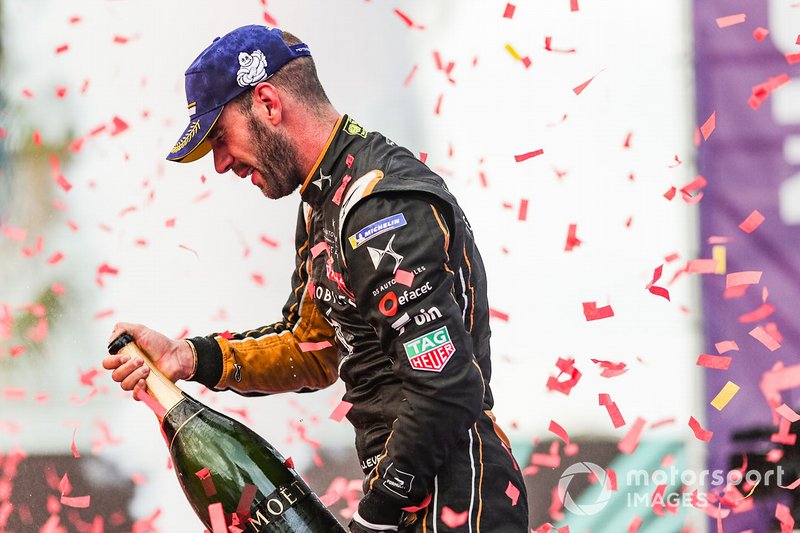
xmin=237 ymin=50 xmax=268 ymax=87
xmin=170 ymin=120 xmax=201 ymax=154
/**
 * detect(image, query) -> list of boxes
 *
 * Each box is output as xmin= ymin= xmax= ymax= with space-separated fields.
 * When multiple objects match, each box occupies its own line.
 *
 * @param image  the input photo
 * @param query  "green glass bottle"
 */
xmin=108 ymin=333 xmax=346 ymax=533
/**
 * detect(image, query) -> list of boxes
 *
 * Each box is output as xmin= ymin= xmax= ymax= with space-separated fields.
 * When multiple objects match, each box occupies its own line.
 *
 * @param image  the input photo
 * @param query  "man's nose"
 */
xmin=213 ymin=148 xmax=233 ymax=175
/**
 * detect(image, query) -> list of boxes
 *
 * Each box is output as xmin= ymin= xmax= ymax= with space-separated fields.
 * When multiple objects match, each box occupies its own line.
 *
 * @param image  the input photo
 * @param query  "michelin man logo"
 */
xmin=237 ymin=50 xmax=268 ymax=87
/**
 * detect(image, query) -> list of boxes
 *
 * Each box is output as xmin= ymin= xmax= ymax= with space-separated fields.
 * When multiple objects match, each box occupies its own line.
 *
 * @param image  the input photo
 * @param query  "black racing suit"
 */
xmin=188 ymin=115 xmax=529 ymax=531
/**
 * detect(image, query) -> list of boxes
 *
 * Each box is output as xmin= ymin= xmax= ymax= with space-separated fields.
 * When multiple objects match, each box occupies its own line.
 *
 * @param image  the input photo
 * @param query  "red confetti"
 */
xmin=749 ymin=325 xmax=781 ymax=351
xmin=196 ymin=468 xmax=218 ymax=497
xmin=564 ymin=224 xmax=582 ymax=251
xmin=753 ymin=27 xmax=770 ymax=41
xmin=548 ymin=420 xmax=571 ymax=445
xmin=663 ymin=186 xmax=677 ymax=200
xmin=55 ymin=44 xmax=69 ymax=54
xmin=434 ymin=93 xmax=444 ymax=115
xmin=505 ymin=481 xmax=520 ymax=506
xmin=208 ymin=502 xmax=226 ymax=533
xmin=546 ymin=357 xmax=582 ymax=395
xmin=393 ymin=8 xmax=424 ymax=29
xmin=738 ymin=210 xmax=765 ymax=233
xmin=570 ymin=0 xmax=579 ymax=11
xmin=47 ymin=251 xmax=64 ymax=265
xmin=514 ymin=149 xmax=544 ymax=162
xmin=715 ymin=340 xmax=739 ymax=353
xmin=135 ymin=388 xmax=167 ymax=419
xmin=573 ymin=70 xmax=604 ymax=95
xmin=686 ymin=258 xmax=718 ymax=274
xmin=726 ymin=270 xmax=762 ymax=288
xmin=61 ymin=495 xmax=90 ymax=509
xmin=618 ymin=417 xmax=646 ymax=454
xmin=591 ymin=358 xmax=628 ymax=378
xmin=544 ymin=36 xmax=576 ymax=53
xmin=113 ymin=35 xmax=130 ymax=44
xmin=329 ymin=401 xmax=353 ymax=422
xmin=688 ymin=416 xmax=713 ymax=442
xmin=394 ymin=269 xmax=415 ymax=287
xmin=518 ymin=199 xmax=529 ymax=221
xmin=582 ymin=301 xmax=614 ymax=321
xmin=696 ymin=354 xmax=732 ymax=370
xmin=716 ymin=13 xmax=746 ymax=28
xmin=700 ymin=112 xmax=716 ymax=141
xmin=738 ymin=303 xmax=775 ymax=323
xmin=298 ymin=341 xmax=332 ymax=352
xmin=403 ymin=65 xmax=418 ymax=86
xmin=785 ymin=52 xmax=800 ymax=65
xmin=70 ymin=428 xmax=80 ymax=458
xmin=251 ymin=273 xmax=266 ymax=286
xmin=489 ymin=308 xmax=509 ymax=321
xmin=645 ymin=265 xmax=670 ymax=301
xmin=110 ymin=116 xmax=129 ymax=136
xmin=503 ymin=3 xmax=516 ymax=18
xmin=599 ymin=393 xmax=626 ymax=428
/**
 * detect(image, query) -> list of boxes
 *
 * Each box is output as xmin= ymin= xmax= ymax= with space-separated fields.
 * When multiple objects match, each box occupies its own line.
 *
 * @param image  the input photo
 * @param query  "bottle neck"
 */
xmin=118 ymin=342 xmax=185 ymax=415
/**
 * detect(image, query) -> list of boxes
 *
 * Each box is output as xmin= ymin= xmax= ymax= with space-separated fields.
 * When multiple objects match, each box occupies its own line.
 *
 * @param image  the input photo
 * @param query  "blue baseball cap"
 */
xmin=167 ymin=25 xmax=311 ymax=163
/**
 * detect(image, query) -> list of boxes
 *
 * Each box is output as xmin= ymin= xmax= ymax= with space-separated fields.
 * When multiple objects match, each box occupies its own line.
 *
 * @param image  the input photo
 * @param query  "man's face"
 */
xmin=208 ymin=100 xmax=303 ymax=199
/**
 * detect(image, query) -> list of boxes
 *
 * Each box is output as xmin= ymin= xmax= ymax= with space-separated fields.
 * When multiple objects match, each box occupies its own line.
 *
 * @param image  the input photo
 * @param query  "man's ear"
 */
xmin=253 ymin=82 xmax=281 ymax=125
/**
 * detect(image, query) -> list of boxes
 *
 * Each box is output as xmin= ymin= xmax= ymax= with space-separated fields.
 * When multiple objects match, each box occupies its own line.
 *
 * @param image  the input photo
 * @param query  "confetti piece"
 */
xmin=688 ymin=416 xmax=713 ymax=442
xmin=582 ymin=301 xmax=614 ymax=321
xmin=546 ymin=357 xmax=582 ymax=395
xmin=570 ymin=0 xmax=579 ymax=11
xmin=591 ymin=358 xmax=628 ymax=378
xmin=599 ymin=394 xmax=626 ymax=428
xmin=779 ymin=478 xmax=800 ymax=490
xmin=251 ymin=273 xmax=266 ymax=286
xmin=711 ymin=381 xmax=740 ymax=410
xmin=687 ymin=259 xmax=718 ymax=274
xmin=786 ymin=52 xmax=800 ymax=64
xmin=716 ymin=14 xmax=746 ymax=28
xmin=505 ymin=481 xmax=520 ymax=506
xmin=738 ymin=210 xmax=765 ymax=233
xmin=236 ymin=483 xmax=258 ymax=516
xmin=401 ymin=494 xmax=432 ymax=513
xmin=564 ymin=224 xmax=582 ymax=251
xmin=663 ymin=186 xmax=677 ymax=201
xmin=715 ymin=340 xmax=739 ymax=353
xmin=329 ymin=400 xmax=353 ymax=422
xmin=441 ymin=506 xmax=469 ymax=528
xmin=110 ymin=116 xmax=129 ymax=136
xmin=505 ymin=43 xmax=522 ymax=61
xmin=113 ymin=35 xmax=130 ymax=44
xmin=394 ymin=269 xmax=415 ymax=287
xmin=514 ymin=149 xmax=544 ymax=163
xmin=573 ymin=70 xmax=604 ymax=95
xmin=196 ymin=468 xmax=218 ymax=497
xmin=135 ymin=388 xmax=167 ymax=419
xmin=208 ymin=502 xmax=226 ymax=533
xmin=776 ymin=404 xmax=800 ymax=423
xmin=776 ymin=503 xmax=795 ymax=531
xmin=726 ymin=270 xmax=762 ymax=288
xmin=489 ymin=308 xmax=510 ymax=321
xmin=699 ymin=111 xmax=716 ymax=141
xmin=645 ymin=265 xmax=670 ymax=301
xmin=544 ymin=36 xmax=576 ymax=53
xmin=618 ymin=417 xmax=646 ymax=454
xmin=738 ymin=303 xmax=774 ymax=323
xmin=55 ymin=43 xmax=69 ymax=54
xmin=403 ymin=64 xmax=418 ymax=86
xmin=259 ymin=235 xmax=279 ymax=248
xmin=696 ymin=354 xmax=732 ymax=370
xmin=518 ymin=199 xmax=529 ymax=221
xmin=47 ymin=251 xmax=64 ymax=265
xmin=70 ymin=428 xmax=80 ymax=458
xmin=60 ymin=495 xmax=91 ymax=508
xmin=753 ymin=27 xmax=769 ymax=41
xmin=548 ymin=420 xmax=571 ymax=445
xmin=298 ymin=341 xmax=332 ymax=352
xmin=393 ymin=8 xmax=424 ymax=29
xmin=503 ymin=3 xmax=516 ymax=18
xmin=750 ymin=326 xmax=781 ymax=351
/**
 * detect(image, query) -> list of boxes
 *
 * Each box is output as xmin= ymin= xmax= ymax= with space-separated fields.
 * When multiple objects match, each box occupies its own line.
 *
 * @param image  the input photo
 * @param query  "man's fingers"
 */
xmin=102 ymin=354 xmax=128 ymax=371
xmin=107 ymin=322 xmax=143 ymax=344
xmin=132 ymin=380 xmax=147 ymax=401
xmin=120 ymin=363 xmax=149 ymax=391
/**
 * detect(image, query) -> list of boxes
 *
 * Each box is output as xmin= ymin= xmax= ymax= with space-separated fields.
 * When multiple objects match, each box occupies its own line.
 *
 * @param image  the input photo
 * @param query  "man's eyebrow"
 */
xmin=209 ymin=125 xmax=224 ymax=141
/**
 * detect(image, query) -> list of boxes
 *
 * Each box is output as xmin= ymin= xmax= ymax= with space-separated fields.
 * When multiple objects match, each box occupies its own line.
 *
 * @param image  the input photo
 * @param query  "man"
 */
xmin=103 ymin=25 xmax=529 ymax=532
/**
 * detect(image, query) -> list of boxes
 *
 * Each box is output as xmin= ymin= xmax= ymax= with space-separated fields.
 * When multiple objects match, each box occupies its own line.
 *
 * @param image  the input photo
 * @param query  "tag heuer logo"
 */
xmin=402 ymin=326 xmax=455 ymax=372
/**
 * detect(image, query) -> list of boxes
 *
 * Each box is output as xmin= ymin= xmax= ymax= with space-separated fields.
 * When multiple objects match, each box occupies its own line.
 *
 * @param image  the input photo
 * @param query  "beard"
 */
xmin=246 ymin=113 xmax=304 ymax=199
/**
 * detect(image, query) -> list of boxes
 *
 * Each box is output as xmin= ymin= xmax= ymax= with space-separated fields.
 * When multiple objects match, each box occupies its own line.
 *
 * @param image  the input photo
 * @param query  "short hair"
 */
xmin=231 ymin=29 xmax=331 ymax=118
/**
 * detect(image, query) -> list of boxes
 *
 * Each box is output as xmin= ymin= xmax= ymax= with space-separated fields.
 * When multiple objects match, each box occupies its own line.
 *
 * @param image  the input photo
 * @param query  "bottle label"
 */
xmin=246 ymin=480 xmax=310 ymax=531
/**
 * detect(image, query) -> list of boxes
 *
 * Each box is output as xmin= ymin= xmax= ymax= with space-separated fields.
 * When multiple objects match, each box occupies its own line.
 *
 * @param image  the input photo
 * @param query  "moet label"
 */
xmin=246 ymin=480 xmax=310 ymax=531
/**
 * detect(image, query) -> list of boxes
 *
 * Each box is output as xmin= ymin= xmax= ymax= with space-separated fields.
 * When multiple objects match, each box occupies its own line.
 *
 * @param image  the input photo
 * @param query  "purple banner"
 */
xmin=695 ymin=1 xmax=800 ymax=530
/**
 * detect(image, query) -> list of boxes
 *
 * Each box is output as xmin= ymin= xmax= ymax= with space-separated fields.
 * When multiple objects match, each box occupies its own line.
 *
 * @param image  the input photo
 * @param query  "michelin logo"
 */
xmin=348 ymin=213 xmax=407 ymax=249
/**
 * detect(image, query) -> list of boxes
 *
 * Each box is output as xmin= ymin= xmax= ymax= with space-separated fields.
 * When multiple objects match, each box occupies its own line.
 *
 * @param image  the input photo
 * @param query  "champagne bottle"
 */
xmin=108 ymin=333 xmax=346 ymax=533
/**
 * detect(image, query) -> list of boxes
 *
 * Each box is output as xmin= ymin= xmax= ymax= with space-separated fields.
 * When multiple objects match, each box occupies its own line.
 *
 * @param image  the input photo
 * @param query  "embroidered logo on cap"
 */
xmin=237 ymin=50 xmax=268 ymax=87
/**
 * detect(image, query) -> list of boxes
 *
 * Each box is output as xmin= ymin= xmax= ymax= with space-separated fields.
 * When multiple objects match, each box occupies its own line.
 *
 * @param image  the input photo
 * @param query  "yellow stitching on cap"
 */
xmin=187 ymin=102 xmax=196 ymax=109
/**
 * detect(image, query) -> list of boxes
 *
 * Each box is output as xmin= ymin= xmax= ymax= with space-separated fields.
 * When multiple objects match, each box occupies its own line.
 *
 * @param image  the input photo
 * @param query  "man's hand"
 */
xmin=103 ymin=322 xmax=195 ymax=398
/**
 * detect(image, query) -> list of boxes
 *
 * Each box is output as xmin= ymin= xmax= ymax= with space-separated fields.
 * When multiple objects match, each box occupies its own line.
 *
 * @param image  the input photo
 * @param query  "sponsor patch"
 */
xmin=402 ymin=325 xmax=456 ymax=372
xmin=367 ymin=234 xmax=404 ymax=273
xmin=343 ymin=116 xmax=368 ymax=138
xmin=348 ymin=213 xmax=407 ymax=249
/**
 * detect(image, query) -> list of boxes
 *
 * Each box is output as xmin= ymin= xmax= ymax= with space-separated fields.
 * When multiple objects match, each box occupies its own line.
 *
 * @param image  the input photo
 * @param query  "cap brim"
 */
xmin=166 ymin=106 xmax=223 ymax=163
